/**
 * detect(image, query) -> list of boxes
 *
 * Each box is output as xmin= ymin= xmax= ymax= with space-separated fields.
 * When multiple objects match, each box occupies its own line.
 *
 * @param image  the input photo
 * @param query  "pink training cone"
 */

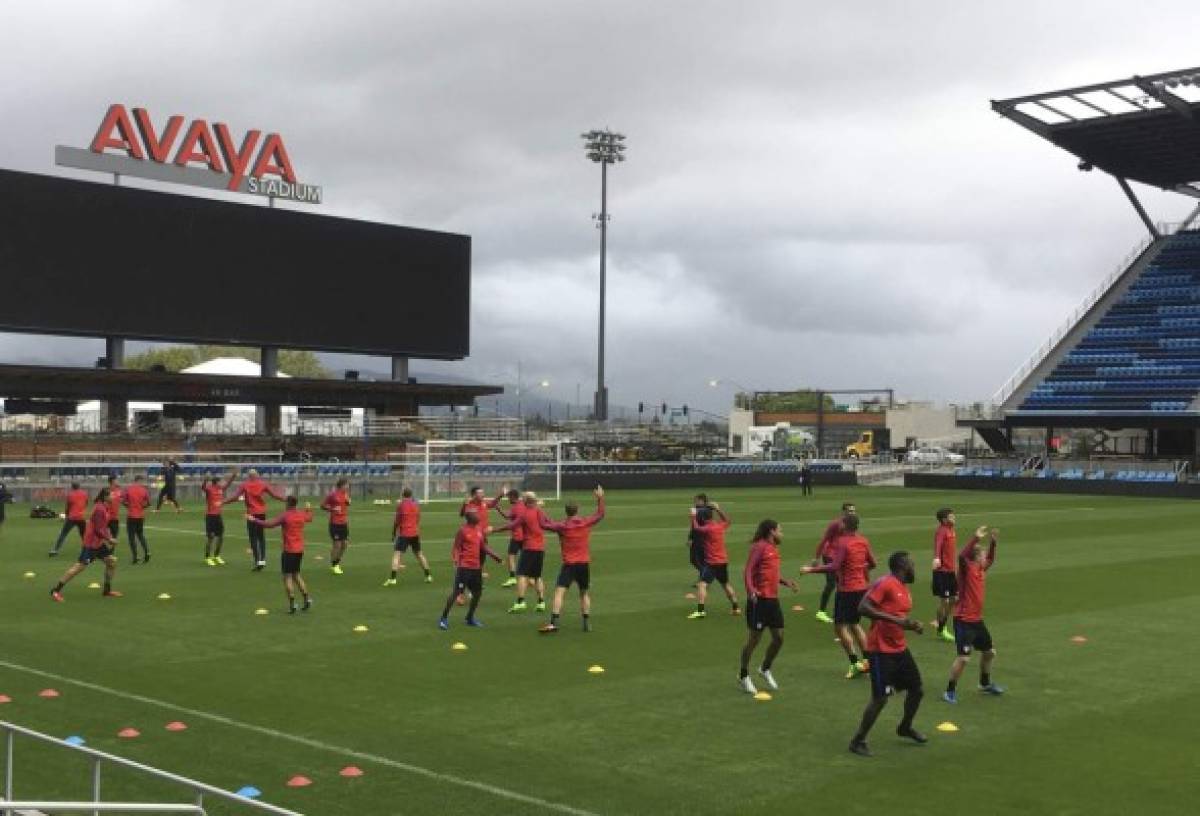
xmin=0 ymin=695 xmax=12 ymax=704
xmin=339 ymin=766 xmax=364 ymax=778
xmin=117 ymin=728 xmax=140 ymax=739
xmin=164 ymin=721 xmax=188 ymax=732
xmin=1071 ymin=635 xmax=1088 ymax=643
xmin=286 ymin=775 xmax=313 ymax=787
xmin=684 ymin=592 xmax=696 ymax=600
xmin=38 ymin=689 xmax=60 ymax=698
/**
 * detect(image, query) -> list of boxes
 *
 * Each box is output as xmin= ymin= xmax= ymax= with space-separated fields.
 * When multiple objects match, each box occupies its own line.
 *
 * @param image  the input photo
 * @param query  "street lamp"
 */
xmin=582 ymin=128 xmax=627 ymax=422
xmin=709 ymin=378 xmax=756 ymax=410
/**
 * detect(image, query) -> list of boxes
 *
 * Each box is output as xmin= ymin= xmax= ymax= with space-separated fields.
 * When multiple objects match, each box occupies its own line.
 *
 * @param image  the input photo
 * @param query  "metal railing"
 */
xmin=990 ymin=229 xmax=1164 ymax=408
xmin=1 ymin=721 xmax=302 ymax=816
xmin=0 ymin=805 xmax=203 ymax=814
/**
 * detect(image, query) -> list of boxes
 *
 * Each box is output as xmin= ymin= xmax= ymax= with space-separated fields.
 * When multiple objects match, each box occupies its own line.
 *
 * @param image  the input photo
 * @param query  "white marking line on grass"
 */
xmin=0 ymin=658 xmax=599 ymax=816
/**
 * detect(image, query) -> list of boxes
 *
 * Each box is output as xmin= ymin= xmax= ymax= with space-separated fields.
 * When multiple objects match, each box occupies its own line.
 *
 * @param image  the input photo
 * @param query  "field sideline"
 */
xmin=0 ymin=485 xmax=1196 ymax=815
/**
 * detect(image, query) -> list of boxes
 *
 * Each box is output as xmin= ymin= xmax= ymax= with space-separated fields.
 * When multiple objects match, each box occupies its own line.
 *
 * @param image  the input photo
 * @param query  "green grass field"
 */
xmin=0 ymin=485 xmax=1197 ymax=815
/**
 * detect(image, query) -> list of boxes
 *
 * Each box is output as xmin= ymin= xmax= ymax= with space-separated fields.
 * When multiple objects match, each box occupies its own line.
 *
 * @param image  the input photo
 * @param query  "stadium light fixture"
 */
xmin=582 ymin=128 xmax=627 ymax=422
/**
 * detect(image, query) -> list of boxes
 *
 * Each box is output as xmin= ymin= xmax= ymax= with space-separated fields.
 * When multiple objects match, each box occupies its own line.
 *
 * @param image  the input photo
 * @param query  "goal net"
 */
xmin=389 ymin=440 xmax=562 ymax=503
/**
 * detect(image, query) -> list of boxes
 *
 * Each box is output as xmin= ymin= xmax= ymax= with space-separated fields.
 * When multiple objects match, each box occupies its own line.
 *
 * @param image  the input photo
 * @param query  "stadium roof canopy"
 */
xmin=993 ymin=66 xmax=1200 ymax=194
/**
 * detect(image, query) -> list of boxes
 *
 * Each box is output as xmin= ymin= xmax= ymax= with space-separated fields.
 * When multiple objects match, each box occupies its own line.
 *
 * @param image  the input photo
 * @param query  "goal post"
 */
xmin=390 ymin=440 xmax=562 ymax=503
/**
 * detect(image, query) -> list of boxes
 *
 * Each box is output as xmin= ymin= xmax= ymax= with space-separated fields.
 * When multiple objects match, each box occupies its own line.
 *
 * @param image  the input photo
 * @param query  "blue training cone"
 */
xmin=64 ymin=735 xmax=85 ymax=746
xmin=236 ymin=786 xmax=262 ymax=799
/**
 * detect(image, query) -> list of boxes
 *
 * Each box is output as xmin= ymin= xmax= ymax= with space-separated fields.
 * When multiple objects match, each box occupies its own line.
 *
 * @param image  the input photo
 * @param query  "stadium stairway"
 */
xmin=1003 ymin=230 xmax=1200 ymax=416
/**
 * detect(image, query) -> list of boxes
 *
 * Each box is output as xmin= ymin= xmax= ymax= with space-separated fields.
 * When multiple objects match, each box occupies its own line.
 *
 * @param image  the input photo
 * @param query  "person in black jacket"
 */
xmin=0 ymin=483 xmax=12 ymax=525
xmin=800 ymin=463 xmax=814 ymax=497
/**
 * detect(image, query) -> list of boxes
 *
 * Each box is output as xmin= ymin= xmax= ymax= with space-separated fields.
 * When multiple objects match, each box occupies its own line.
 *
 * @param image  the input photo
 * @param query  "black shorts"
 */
xmin=699 ymin=563 xmax=729 ymax=585
xmin=108 ymin=520 xmax=120 ymax=537
xmin=329 ymin=523 xmax=349 ymax=541
xmin=205 ymin=515 xmax=225 ymax=537
xmin=932 ymin=571 xmax=958 ymax=599
xmin=834 ymin=590 xmax=866 ymax=625
xmin=507 ymin=538 xmax=524 ymax=556
xmin=281 ymin=551 xmax=304 ymax=574
xmin=953 ymin=619 xmax=994 ymax=656
xmin=78 ymin=544 xmax=114 ymax=564
xmin=63 ymin=519 xmax=86 ymax=537
xmin=689 ymin=540 xmax=705 ymax=572
xmin=868 ymin=649 xmax=922 ymax=699
xmin=454 ymin=567 xmax=483 ymax=596
xmin=556 ymin=563 xmax=591 ymax=591
xmin=516 ymin=549 xmax=545 ymax=579
xmin=747 ymin=597 xmax=784 ymax=631
xmin=159 ymin=486 xmax=176 ymax=501
xmin=394 ymin=535 xmax=421 ymax=553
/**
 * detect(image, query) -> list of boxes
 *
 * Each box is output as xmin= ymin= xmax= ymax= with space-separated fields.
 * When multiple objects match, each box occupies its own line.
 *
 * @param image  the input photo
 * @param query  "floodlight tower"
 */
xmin=582 ymin=128 xmax=627 ymax=421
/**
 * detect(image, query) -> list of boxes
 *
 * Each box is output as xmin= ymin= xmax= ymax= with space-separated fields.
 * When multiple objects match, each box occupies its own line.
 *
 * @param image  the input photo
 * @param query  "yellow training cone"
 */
xmin=254 ymin=608 xmax=269 ymax=616
xmin=451 ymin=642 xmax=468 ymax=651
xmin=753 ymin=691 xmax=773 ymax=701
xmin=588 ymin=665 xmax=605 ymax=674
xmin=157 ymin=593 xmax=172 ymax=600
xmin=23 ymin=572 xmax=36 ymax=579
xmin=87 ymin=582 xmax=102 ymax=589
xmin=353 ymin=625 xmax=369 ymax=633
xmin=936 ymin=722 xmax=959 ymax=732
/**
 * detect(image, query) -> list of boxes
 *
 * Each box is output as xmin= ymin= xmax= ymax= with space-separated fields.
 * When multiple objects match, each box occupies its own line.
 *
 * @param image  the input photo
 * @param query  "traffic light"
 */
xmin=638 ymin=401 xmax=644 ymax=414
xmin=661 ymin=403 xmax=668 ymax=415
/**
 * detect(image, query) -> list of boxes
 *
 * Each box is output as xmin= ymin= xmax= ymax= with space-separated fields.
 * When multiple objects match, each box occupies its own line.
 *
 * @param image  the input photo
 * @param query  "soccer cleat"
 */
xmin=896 ymin=726 xmax=928 ymax=744
xmin=815 ymin=610 xmax=833 ymax=623
xmin=942 ymin=690 xmax=958 ymax=704
xmin=508 ymin=601 xmax=528 ymax=613
xmin=539 ymin=623 xmax=559 ymax=634
xmin=940 ymin=629 xmax=956 ymax=643
xmin=50 ymin=590 xmax=64 ymax=603
xmin=978 ymin=683 xmax=1006 ymax=696
xmin=848 ymin=739 xmax=872 ymax=757
xmin=214 ymin=556 xmax=226 ymax=565
xmin=437 ymin=618 xmax=449 ymax=630
xmin=857 ymin=659 xmax=870 ymax=674
xmin=143 ymin=554 xmax=151 ymax=564
xmin=205 ymin=557 xmax=217 ymax=566
xmin=48 ymin=551 xmax=59 ymax=557
xmin=289 ymin=606 xmax=298 ymax=615
xmin=501 ymin=577 xmax=517 ymax=588
xmin=103 ymin=590 xmax=123 ymax=598
xmin=465 ymin=618 xmax=485 ymax=628
xmin=844 ymin=664 xmax=860 ymax=680
xmin=731 ymin=607 xmax=742 ymax=616
xmin=383 ymin=578 xmax=398 ymax=587
xmin=738 ymin=675 xmax=758 ymax=695
xmin=131 ymin=558 xmax=140 ymax=565
xmin=687 ymin=610 xmax=707 ymax=619
xmin=758 ymin=667 xmax=779 ymax=691
xmin=331 ymin=565 xmax=344 ymax=575
xmin=534 ymin=601 xmax=546 ymax=612
xmin=424 ymin=574 xmax=433 ymax=583
xmin=582 ymin=618 xmax=592 ymax=632
xmin=302 ymin=598 xmax=312 ymax=612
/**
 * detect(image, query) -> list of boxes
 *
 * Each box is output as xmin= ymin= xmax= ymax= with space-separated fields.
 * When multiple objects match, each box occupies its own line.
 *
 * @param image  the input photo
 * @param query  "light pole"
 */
xmin=582 ymin=128 xmax=627 ymax=421
xmin=708 ymin=378 xmax=756 ymax=410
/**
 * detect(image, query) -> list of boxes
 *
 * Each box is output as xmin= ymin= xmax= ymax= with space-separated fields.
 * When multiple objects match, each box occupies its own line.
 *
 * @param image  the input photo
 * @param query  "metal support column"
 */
xmin=103 ymin=337 xmax=127 ymax=433
xmin=257 ymin=347 xmax=281 ymax=435
xmin=1115 ymin=176 xmax=1161 ymax=239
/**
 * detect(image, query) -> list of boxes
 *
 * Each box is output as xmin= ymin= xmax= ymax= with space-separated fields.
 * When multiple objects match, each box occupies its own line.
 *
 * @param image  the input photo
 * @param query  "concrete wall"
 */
xmin=527 ymin=470 xmax=857 ymax=492
xmin=905 ymin=472 xmax=1200 ymax=499
xmin=886 ymin=403 xmax=970 ymax=448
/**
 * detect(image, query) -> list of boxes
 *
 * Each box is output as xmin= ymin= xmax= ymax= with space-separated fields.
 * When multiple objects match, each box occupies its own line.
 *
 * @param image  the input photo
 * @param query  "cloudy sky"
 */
xmin=2 ymin=1 xmax=1198 ymax=416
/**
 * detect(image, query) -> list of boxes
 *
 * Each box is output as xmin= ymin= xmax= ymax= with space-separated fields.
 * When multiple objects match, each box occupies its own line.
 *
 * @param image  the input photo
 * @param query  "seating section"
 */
xmin=954 ymin=467 xmax=1176 ymax=482
xmin=1018 ymin=230 xmax=1200 ymax=413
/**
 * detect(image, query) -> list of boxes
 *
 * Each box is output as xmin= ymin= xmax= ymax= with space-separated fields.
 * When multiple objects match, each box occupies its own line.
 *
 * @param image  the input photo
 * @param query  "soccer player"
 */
xmin=454 ymin=484 xmax=505 ymax=603
xmin=105 ymin=475 xmax=122 ymax=542
xmin=848 ymin=550 xmax=927 ymax=757
xmin=931 ymin=507 xmax=959 ymax=642
xmin=801 ymin=513 xmax=878 ymax=679
xmin=122 ymin=474 xmax=151 ymax=564
xmin=538 ymin=486 xmax=606 ymax=634
xmin=202 ymin=472 xmax=236 ymax=565
xmin=0 ymin=482 xmax=12 ymax=525
xmin=688 ymin=502 xmax=741 ymax=618
xmin=943 ymin=527 xmax=1006 ymax=703
xmin=321 ymin=477 xmax=352 ymax=575
xmin=155 ymin=458 xmax=182 ymax=512
xmin=387 ymin=487 xmax=432 ymax=585
xmin=498 ymin=491 xmax=549 ymax=613
xmin=248 ymin=496 xmax=314 ymax=614
xmin=225 ymin=469 xmax=287 ymax=570
xmin=738 ymin=519 xmax=798 ymax=694
xmin=812 ymin=502 xmax=856 ymax=624
xmin=50 ymin=488 xmax=122 ymax=601
xmin=496 ymin=488 xmax=526 ymax=587
xmin=49 ymin=481 xmax=89 ymax=556
xmin=686 ymin=493 xmax=710 ymax=580
xmin=438 ymin=510 xmax=502 ymax=629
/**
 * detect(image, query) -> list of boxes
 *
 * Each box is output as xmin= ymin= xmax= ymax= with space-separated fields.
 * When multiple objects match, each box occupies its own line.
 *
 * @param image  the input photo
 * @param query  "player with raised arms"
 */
xmin=539 ymin=486 xmax=606 ymax=634
xmin=224 ymin=468 xmax=287 ymax=571
xmin=943 ymin=526 xmax=1006 ymax=703
xmin=248 ymin=496 xmax=315 ymax=614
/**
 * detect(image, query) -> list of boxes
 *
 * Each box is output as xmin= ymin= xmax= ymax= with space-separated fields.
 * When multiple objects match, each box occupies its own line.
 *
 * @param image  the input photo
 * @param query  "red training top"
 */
xmin=451 ymin=523 xmax=500 ymax=569
xmin=122 ymin=483 xmax=150 ymax=520
xmin=865 ymin=574 xmax=913 ymax=653
xmin=229 ymin=478 xmax=286 ymax=515
xmin=692 ymin=515 xmax=731 ymax=565
xmin=934 ymin=524 xmax=957 ymax=573
xmin=459 ymin=496 xmax=500 ymax=528
xmin=955 ymin=536 xmax=994 ymax=623
xmin=500 ymin=499 xmax=527 ymax=542
xmin=106 ymin=486 xmax=122 ymax=520
xmin=65 ymin=488 xmax=89 ymax=521
xmin=203 ymin=483 xmax=226 ymax=516
xmin=814 ymin=517 xmax=844 ymax=560
xmin=743 ymin=538 xmax=781 ymax=599
xmin=393 ymin=498 xmax=421 ymax=538
xmin=321 ymin=489 xmax=351 ymax=525
xmin=257 ymin=508 xmax=314 ymax=554
xmin=808 ymin=533 xmax=877 ymax=592
xmin=83 ymin=504 xmax=112 ymax=549
xmin=542 ymin=497 xmax=605 ymax=565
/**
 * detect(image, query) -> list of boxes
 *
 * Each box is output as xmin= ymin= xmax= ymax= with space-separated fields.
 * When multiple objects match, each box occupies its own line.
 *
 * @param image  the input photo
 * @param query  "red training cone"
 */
xmin=38 ymin=689 xmax=60 ymax=698
xmin=117 ymin=728 xmax=140 ymax=739
xmin=286 ymin=775 xmax=313 ymax=787
xmin=0 ymin=695 xmax=12 ymax=704
xmin=164 ymin=721 xmax=188 ymax=732
xmin=339 ymin=766 xmax=364 ymax=778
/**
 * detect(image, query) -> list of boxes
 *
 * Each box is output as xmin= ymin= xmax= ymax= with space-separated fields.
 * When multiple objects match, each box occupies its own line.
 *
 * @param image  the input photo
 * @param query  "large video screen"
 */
xmin=0 ymin=169 xmax=470 ymax=358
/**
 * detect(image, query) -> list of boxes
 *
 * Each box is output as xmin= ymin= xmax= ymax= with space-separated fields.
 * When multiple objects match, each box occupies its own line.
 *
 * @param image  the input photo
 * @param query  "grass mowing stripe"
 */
xmin=0 ymin=657 xmax=600 ymax=816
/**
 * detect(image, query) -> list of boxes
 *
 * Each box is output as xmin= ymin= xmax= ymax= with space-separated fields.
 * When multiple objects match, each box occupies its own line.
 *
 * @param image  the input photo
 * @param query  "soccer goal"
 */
xmin=389 ymin=440 xmax=562 ymax=503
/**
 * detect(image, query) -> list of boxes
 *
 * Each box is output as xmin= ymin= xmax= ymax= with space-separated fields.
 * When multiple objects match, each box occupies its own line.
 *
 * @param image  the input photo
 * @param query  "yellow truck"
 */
xmin=845 ymin=429 xmax=892 ymax=458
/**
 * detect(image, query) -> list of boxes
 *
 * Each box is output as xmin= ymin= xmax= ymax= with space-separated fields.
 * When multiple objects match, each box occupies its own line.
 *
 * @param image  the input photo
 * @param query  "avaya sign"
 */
xmin=54 ymin=104 xmax=322 ymax=204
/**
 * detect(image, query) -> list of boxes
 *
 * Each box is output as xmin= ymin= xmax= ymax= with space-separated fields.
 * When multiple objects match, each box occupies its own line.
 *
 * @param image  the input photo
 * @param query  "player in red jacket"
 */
xmin=802 ymin=513 xmax=879 ymax=678
xmin=539 ymin=487 xmax=605 ymax=634
xmin=738 ymin=519 xmax=798 ymax=694
xmin=438 ymin=511 xmax=502 ymax=629
xmin=248 ymin=496 xmax=315 ymax=614
xmin=320 ymin=477 xmax=352 ymax=575
xmin=942 ymin=527 xmax=1006 ymax=703
xmin=931 ymin=507 xmax=960 ymax=642
xmin=50 ymin=488 xmax=122 ymax=601
xmin=49 ymin=481 xmax=89 ymax=557
xmin=387 ymin=487 xmax=432 ymax=585
xmin=224 ymin=469 xmax=287 ymax=570
xmin=122 ymin=474 xmax=152 ymax=564
xmin=688 ymin=502 xmax=741 ymax=618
